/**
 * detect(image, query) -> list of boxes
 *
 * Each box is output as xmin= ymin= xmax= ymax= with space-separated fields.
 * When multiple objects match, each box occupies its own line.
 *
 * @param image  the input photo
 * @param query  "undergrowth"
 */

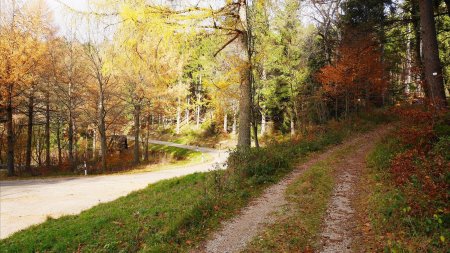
xmin=366 ymin=106 xmax=449 ymax=252
xmin=245 ymin=145 xmax=357 ymax=252
xmin=0 ymin=110 xmax=390 ymax=252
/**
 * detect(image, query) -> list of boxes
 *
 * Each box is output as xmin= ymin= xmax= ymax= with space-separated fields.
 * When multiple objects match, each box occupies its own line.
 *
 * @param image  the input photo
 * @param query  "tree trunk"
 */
xmin=6 ymin=84 xmax=14 ymax=176
xmin=260 ymin=111 xmax=266 ymax=136
xmin=185 ymin=97 xmax=190 ymax=125
xmin=196 ymin=75 xmax=202 ymax=129
xmin=68 ymin=81 xmax=74 ymax=169
xmin=36 ymin=127 xmax=42 ymax=167
xmin=290 ymin=115 xmax=295 ymax=136
xmin=92 ymin=128 xmax=97 ymax=160
xmin=411 ymin=0 xmax=427 ymax=96
xmin=144 ymin=114 xmax=150 ymax=162
xmin=196 ymin=104 xmax=200 ymax=129
xmin=238 ymin=65 xmax=252 ymax=148
xmin=25 ymin=92 xmax=34 ymax=174
xmin=45 ymin=89 xmax=51 ymax=167
xmin=419 ymin=0 xmax=447 ymax=107
xmin=176 ymin=98 xmax=181 ymax=134
xmin=98 ymin=91 xmax=107 ymax=172
xmin=223 ymin=112 xmax=228 ymax=133
xmin=57 ymin=119 xmax=62 ymax=166
xmin=405 ymin=24 xmax=413 ymax=95
xmin=232 ymin=107 xmax=237 ymax=135
xmin=133 ymin=104 xmax=140 ymax=165
xmin=252 ymin=102 xmax=259 ymax=148
xmin=237 ymin=3 xmax=253 ymax=149
xmin=252 ymin=119 xmax=259 ymax=148
xmin=68 ymin=111 xmax=74 ymax=169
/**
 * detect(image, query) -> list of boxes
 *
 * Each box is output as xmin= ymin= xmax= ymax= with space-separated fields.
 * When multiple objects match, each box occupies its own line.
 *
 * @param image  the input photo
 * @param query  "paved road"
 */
xmin=0 ymin=140 xmax=228 ymax=239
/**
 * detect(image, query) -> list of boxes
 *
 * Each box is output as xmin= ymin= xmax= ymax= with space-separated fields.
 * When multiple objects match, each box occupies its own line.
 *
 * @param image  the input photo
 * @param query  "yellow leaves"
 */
xmin=101 ymin=60 xmax=113 ymax=75
xmin=124 ymin=38 xmax=138 ymax=49
xmin=120 ymin=4 xmax=138 ymax=22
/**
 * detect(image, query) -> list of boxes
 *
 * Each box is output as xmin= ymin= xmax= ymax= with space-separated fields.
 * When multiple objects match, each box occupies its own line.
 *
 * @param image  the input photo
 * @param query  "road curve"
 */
xmin=0 ymin=141 xmax=228 ymax=239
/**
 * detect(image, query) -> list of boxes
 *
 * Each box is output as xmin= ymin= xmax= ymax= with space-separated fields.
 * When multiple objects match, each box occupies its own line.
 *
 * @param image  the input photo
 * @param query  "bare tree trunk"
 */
xmin=92 ymin=128 xmax=97 ymax=160
xmin=144 ymin=114 xmax=150 ymax=162
xmin=232 ymin=107 xmax=237 ymax=135
xmin=419 ymin=0 xmax=447 ymax=107
xmin=223 ymin=112 xmax=228 ymax=133
xmin=98 ymin=92 xmax=107 ymax=172
xmin=290 ymin=115 xmax=295 ymax=136
xmin=412 ymin=0 xmax=427 ymax=96
xmin=25 ymin=92 xmax=34 ymax=174
xmin=196 ymin=104 xmax=200 ymax=129
xmin=196 ymin=75 xmax=202 ymax=129
xmin=6 ymin=84 xmax=14 ymax=176
xmin=36 ymin=127 xmax=42 ymax=167
xmin=176 ymin=98 xmax=181 ymax=134
xmin=252 ymin=102 xmax=259 ymax=147
xmin=57 ymin=119 xmax=62 ymax=166
xmin=405 ymin=24 xmax=412 ymax=95
xmin=45 ymin=89 xmax=51 ymax=167
xmin=68 ymin=111 xmax=74 ymax=169
xmin=185 ymin=97 xmax=190 ymax=125
xmin=68 ymin=81 xmax=75 ymax=169
xmin=238 ymin=65 xmax=252 ymax=148
xmin=261 ymin=110 xmax=266 ymax=135
xmin=0 ymin=129 xmax=4 ymax=165
xmin=237 ymin=3 xmax=253 ymax=149
xmin=133 ymin=104 xmax=141 ymax=165
xmin=252 ymin=119 xmax=259 ymax=148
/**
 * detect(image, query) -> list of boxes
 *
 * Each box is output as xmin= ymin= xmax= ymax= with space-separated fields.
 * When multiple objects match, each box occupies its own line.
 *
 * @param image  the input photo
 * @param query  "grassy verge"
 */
xmin=0 ymin=172 xmax=249 ymax=252
xmin=0 ymin=111 xmax=390 ymax=252
xmin=121 ymin=145 xmax=210 ymax=174
xmin=245 ymin=144 xmax=356 ymax=252
xmin=364 ymin=107 xmax=449 ymax=252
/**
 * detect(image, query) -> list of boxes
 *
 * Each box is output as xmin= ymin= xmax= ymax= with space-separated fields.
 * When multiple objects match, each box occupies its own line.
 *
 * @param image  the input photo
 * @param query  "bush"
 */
xmin=366 ymin=106 xmax=450 ymax=252
xmin=227 ymin=147 xmax=290 ymax=183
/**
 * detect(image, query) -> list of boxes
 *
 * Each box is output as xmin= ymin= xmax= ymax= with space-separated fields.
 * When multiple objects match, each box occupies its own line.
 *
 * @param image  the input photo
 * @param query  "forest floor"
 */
xmin=0 ymin=141 xmax=227 ymax=239
xmin=200 ymin=125 xmax=390 ymax=253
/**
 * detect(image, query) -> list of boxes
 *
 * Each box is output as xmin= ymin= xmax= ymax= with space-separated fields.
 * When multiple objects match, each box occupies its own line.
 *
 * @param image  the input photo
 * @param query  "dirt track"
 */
xmin=202 ymin=127 xmax=389 ymax=253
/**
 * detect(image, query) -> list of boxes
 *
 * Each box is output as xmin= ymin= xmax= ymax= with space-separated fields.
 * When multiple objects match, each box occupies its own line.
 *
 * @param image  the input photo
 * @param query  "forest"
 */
xmin=0 ymin=0 xmax=449 ymax=252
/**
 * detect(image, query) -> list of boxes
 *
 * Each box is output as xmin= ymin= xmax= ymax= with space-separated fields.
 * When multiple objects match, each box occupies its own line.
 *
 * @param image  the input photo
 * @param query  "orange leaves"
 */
xmin=388 ymin=106 xmax=449 ymax=217
xmin=316 ymin=29 xmax=387 ymax=101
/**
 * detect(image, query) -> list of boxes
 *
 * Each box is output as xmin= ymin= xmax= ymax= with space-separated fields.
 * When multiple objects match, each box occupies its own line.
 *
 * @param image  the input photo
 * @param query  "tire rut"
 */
xmin=198 ymin=126 xmax=389 ymax=253
xmin=318 ymin=126 xmax=391 ymax=253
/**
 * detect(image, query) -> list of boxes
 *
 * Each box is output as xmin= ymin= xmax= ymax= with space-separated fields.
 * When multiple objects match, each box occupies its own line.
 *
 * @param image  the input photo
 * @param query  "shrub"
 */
xmin=227 ymin=147 xmax=290 ymax=183
xmin=367 ymin=106 xmax=450 ymax=251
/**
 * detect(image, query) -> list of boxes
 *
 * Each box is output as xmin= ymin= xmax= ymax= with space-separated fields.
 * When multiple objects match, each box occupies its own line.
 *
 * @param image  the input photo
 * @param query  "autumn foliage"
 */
xmin=388 ymin=107 xmax=449 ymax=216
xmin=316 ymin=29 xmax=388 ymax=111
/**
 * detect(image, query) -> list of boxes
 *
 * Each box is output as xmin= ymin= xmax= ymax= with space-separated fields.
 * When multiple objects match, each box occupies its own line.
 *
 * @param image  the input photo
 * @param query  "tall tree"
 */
xmin=419 ymin=0 xmax=448 ymax=107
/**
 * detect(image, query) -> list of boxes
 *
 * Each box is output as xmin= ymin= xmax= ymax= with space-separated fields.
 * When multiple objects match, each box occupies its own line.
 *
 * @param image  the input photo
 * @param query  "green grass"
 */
xmin=0 ymin=172 xmax=254 ymax=253
xmin=366 ymin=135 xmax=449 ymax=252
xmin=148 ymin=144 xmax=199 ymax=161
xmin=245 ymin=144 xmax=355 ymax=252
xmin=0 ymin=111 xmax=391 ymax=252
xmin=123 ymin=146 xmax=210 ymax=174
